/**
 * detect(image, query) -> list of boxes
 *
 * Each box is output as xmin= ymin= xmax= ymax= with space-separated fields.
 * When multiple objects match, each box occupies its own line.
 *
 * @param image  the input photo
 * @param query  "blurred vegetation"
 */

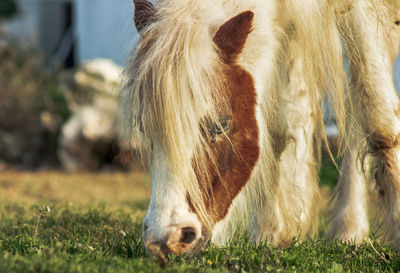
xmin=0 ymin=0 xmax=17 ymax=20
xmin=0 ymin=35 xmax=70 ymax=168
xmin=319 ymin=155 xmax=340 ymax=189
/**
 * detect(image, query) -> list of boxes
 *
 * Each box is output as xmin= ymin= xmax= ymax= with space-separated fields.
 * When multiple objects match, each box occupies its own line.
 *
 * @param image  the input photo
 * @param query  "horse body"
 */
xmin=120 ymin=0 xmax=400 ymax=261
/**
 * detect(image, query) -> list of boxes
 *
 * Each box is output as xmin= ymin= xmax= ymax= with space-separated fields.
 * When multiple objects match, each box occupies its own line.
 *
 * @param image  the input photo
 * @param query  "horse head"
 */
xmin=127 ymin=0 xmax=260 ymax=262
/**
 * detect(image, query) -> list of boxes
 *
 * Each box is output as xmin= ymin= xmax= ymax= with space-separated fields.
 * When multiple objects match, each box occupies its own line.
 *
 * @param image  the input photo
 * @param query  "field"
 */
xmin=0 ymin=162 xmax=399 ymax=272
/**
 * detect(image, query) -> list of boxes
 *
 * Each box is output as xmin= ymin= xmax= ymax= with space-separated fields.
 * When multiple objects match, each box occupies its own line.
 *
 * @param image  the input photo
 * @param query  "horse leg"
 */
xmin=271 ymin=39 xmax=320 ymax=243
xmin=327 ymin=131 xmax=370 ymax=243
xmin=247 ymin=34 xmax=320 ymax=244
xmin=275 ymin=126 xmax=320 ymax=242
xmin=339 ymin=1 xmax=400 ymax=247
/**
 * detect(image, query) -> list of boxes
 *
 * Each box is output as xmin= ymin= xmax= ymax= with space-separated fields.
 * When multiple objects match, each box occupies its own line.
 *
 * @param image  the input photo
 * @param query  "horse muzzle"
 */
xmin=144 ymin=224 xmax=208 ymax=263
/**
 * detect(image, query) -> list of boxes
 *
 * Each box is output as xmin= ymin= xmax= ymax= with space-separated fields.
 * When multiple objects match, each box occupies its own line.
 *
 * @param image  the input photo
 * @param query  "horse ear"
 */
xmin=213 ymin=11 xmax=254 ymax=62
xmin=133 ymin=0 xmax=156 ymax=33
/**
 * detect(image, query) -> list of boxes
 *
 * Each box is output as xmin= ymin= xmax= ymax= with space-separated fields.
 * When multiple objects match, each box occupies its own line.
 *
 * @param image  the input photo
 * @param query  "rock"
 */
xmin=58 ymin=59 xmax=133 ymax=171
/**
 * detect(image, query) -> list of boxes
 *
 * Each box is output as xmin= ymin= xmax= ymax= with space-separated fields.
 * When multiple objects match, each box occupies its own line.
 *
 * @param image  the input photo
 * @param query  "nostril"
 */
xmin=180 ymin=227 xmax=196 ymax=244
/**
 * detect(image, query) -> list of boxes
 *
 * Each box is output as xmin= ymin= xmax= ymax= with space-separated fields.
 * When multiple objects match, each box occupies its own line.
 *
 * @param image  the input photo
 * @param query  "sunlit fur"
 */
xmin=120 ymin=0 xmax=400 ymax=248
xmin=329 ymin=0 xmax=400 ymax=246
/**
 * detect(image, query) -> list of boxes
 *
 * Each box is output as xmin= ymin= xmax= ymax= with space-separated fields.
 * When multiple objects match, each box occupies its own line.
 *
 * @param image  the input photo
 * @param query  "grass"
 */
xmin=0 ymin=161 xmax=399 ymax=272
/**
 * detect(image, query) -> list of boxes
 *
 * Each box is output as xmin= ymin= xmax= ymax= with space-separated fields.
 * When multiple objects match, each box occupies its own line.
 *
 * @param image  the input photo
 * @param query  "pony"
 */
xmin=119 ymin=0 xmax=400 ymax=262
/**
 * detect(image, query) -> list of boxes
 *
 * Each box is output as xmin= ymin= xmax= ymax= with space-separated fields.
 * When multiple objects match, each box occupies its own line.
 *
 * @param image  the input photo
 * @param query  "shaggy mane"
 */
xmin=120 ymin=0 xmax=229 ymax=222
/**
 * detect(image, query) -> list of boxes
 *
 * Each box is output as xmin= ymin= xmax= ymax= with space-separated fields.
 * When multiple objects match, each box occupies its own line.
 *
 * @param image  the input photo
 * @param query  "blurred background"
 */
xmin=0 ymin=0 xmax=399 ymax=173
xmin=0 ymin=0 xmax=139 ymax=172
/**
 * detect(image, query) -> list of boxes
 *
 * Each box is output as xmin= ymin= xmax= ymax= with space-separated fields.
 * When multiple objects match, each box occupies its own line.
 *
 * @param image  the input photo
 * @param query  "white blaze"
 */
xmin=143 ymin=148 xmax=202 ymax=242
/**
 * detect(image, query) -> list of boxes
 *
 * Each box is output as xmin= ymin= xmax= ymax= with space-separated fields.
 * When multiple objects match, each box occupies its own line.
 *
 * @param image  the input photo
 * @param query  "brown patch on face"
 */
xmin=189 ymin=10 xmax=260 ymax=224
xmin=200 ymin=65 xmax=259 ymax=222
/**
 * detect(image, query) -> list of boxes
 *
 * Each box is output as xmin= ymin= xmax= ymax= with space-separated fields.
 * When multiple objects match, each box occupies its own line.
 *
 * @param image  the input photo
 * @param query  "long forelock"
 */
xmin=120 ymin=0 xmax=229 ymax=223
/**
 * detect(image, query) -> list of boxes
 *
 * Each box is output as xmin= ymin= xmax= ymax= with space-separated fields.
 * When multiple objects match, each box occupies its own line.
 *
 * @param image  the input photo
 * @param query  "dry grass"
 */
xmin=0 ymin=171 xmax=151 ymax=214
xmin=0 ymin=170 xmax=334 ymax=212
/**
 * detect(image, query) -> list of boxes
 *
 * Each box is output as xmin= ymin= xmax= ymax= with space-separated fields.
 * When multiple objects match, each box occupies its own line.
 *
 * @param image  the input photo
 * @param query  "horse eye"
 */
xmin=395 ymin=20 xmax=400 ymax=26
xmin=209 ymin=116 xmax=232 ymax=138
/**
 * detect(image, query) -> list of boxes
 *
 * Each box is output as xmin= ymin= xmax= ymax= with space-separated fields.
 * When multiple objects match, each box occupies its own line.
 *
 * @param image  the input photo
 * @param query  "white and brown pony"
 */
xmin=120 ymin=0 xmax=400 ymax=261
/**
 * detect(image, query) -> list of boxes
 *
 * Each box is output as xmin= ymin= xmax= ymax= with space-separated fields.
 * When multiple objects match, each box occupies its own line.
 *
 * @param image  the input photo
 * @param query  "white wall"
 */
xmin=4 ymin=0 xmax=400 ymax=84
xmin=4 ymin=0 xmax=42 ymax=46
xmin=5 ymin=0 xmax=139 ymax=67
xmin=74 ymin=0 xmax=139 ymax=66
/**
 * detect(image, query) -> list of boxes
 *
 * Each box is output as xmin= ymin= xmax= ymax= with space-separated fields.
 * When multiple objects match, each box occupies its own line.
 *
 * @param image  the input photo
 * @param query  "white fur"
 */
xmin=143 ymin=147 xmax=202 ymax=243
xmin=329 ymin=0 xmax=400 ymax=247
xmin=121 ymin=0 xmax=400 ymax=251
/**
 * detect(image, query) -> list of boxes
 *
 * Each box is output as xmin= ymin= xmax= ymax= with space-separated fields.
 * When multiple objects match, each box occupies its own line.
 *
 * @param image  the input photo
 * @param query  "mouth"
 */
xmin=146 ymin=241 xmax=169 ymax=265
xmin=145 ymin=233 xmax=211 ymax=264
